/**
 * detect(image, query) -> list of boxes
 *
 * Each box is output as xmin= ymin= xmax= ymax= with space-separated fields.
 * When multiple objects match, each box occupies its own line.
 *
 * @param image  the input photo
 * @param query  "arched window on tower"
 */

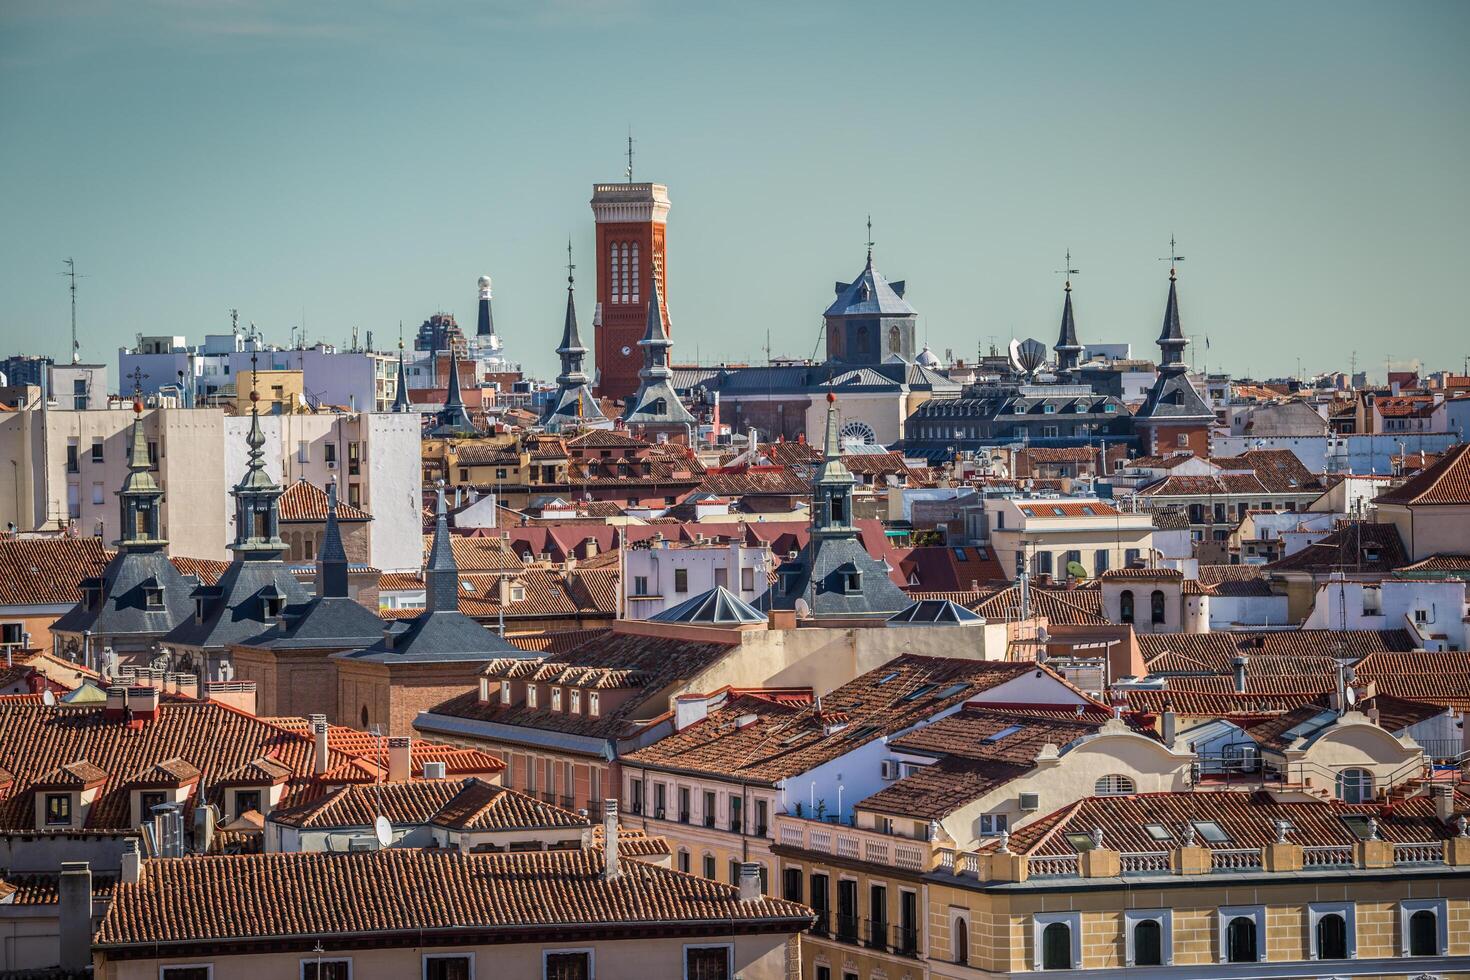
xmin=1120 ymin=589 xmax=1135 ymax=624
xmin=631 ymin=242 xmax=640 ymax=303
xmin=1151 ymin=589 xmax=1167 ymax=624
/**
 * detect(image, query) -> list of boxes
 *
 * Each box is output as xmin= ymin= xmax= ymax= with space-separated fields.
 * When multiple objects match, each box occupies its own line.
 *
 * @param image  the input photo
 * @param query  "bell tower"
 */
xmin=590 ymin=180 xmax=670 ymax=401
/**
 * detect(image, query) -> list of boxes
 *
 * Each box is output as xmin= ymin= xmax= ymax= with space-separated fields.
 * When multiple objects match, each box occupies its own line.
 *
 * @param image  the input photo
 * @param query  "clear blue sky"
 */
xmin=2 ymin=0 xmax=1467 ymax=388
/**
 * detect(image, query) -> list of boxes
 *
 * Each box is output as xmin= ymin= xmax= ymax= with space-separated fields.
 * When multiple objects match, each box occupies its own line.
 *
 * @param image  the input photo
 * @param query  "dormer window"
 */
xmin=570 ymin=689 xmax=582 ymax=714
xmin=527 ymin=685 xmax=538 ymax=709
xmin=551 ymin=687 xmax=563 ymax=711
xmin=499 ymin=682 xmax=512 ymax=705
xmin=44 ymin=793 xmax=72 ymax=826
xmin=263 ymin=597 xmax=283 ymax=618
xmin=144 ymin=586 xmax=164 ymax=609
xmin=510 ymin=585 xmax=526 ymax=602
xmin=843 ymin=570 xmax=862 ymax=594
xmin=588 ymin=692 xmax=600 ymax=717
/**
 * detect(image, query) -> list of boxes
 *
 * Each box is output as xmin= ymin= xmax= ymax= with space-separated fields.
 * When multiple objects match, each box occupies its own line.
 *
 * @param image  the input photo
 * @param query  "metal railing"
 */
xmin=835 ymin=913 xmax=860 ymax=944
xmin=863 ymin=918 xmax=890 ymax=951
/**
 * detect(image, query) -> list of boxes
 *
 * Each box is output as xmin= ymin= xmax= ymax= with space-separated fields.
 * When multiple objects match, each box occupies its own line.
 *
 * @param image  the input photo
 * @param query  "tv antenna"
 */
xmin=60 ymin=258 xmax=88 ymax=364
xmin=625 ymin=128 xmax=635 ymax=182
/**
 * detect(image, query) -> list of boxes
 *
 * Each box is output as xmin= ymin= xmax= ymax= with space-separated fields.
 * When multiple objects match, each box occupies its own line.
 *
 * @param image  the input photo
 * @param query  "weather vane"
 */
xmin=1056 ymin=249 xmax=1080 ymax=289
xmin=1160 ymin=234 xmax=1185 ymax=275
xmin=865 ymin=214 xmax=874 ymax=259
xmin=566 ymin=238 xmax=575 ymax=285
xmin=128 ymin=366 xmax=146 ymax=402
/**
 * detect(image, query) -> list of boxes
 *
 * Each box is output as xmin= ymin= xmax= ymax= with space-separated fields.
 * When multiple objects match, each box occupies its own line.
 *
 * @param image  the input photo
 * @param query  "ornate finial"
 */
xmin=1056 ymin=248 xmax=1079 ymax=291
xmin=128 ymin=366 xmax=146 ymax=413
xmin=1090 ymin=827 xmax=1104 ymax=849
xmin=566 ymin=238 xmax=576 ymax=286
xmin=1366 ymin=816 xmax=1380 ymax=841
xmin=998 ymin=827 xmax=1011 ymax=854
xmin=1457 ymin=815 xmax=1467 ymax=838
xmin=1182 ymin=823 xmax=1197 ymax=846
xmin=1160 ymin=234 xmax=1185 ymax=279
xmin=398 ymin=320 xmax=404 ymax=352
xmin=865 ymin=214 xmax=874 ymax=260
xmin=249 ymin=345 xmax=260 ymax=407
xmin=1274 ymin=819 xmax=1290 ymax=844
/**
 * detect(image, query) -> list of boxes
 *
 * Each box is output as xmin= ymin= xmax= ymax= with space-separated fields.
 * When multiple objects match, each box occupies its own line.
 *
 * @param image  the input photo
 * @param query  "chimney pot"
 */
xmin=312 ymin=720 xmax=330 ymax=775
xmin=602 ymin=799 xmax=620 ymax=880
xmin=387 ymin=736 xmax=411 ymax=782
xmin=738 ymin=861 xmax=761 ymax=902
xmin=120 ymin=838 xmax=142 ymax=884
xmin=1433 ymin=783 xmax=1455 ymax=823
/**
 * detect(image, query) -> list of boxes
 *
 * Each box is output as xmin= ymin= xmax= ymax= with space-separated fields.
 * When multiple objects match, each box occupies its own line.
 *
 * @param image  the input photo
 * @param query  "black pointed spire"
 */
xmin=812 ymin=391 xmax=856 ymax=537
xmin=476 ymin=275 xmax=495 ymax=338
xmin=230 ymin=353 xmax=287 ymax=559
xmin=556 ymin=243 xmax=588 ymax=386
xmin=424 ymin=482 xmax=459 ymax=614
xmin=622 ymin=267 xmax=694 ymax=428
xmin=117 ymin=392 xmax=166 ymax=552
xmin=317 ymin=480 xmax=349 ymax=598
xmin=391 ymin=326 xmax=411 ymax=413
xmin=433 ymin=345 xmax=475 ymax=434
xmin=1157 ymin=265 xmax=1188 ymax=373
xmin=1053 ymin=251 xmax=1083 ymax=376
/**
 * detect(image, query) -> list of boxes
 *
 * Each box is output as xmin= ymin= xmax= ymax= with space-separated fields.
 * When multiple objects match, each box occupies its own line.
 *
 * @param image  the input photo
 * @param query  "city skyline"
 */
xmin=2 ymin=0 xmax=1467 ymax=386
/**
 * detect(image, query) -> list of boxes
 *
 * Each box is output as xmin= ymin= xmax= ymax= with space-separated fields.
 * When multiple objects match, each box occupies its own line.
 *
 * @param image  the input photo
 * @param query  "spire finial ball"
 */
xmin=249 ymin=390 xmax=259 ymax=403
xmin=826 ymin=391 xmax=836 ymax=404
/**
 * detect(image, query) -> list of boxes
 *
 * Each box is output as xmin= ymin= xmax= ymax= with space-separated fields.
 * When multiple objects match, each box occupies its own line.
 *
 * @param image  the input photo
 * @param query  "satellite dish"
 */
xmin=373 ymin=815 xmax=392 ymax=848
xmin=1066 ymin=560 xmax=1089 ymax=580
xmin=42 ymin=689 xmax=56 ymax=706
xmin=1016 ymin=338 xmax=1048 ymax=376
xmin=1006 ymin=338 xmax=1024 ymax=374
xmin=1345 ymin=687 xmax=1358 ymax=707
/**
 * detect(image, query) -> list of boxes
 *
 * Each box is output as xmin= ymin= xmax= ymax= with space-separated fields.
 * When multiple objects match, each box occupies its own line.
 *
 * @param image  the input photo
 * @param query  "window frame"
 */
xmin=541 ymin=947 xmax=594 ymax=980
xmin=44 ymin=792 xmax=73 ymax=826
xmin=1308 ymin=902 xmax=1356 ymax=960
xmin=299 ymin=957 xmax=353 ymax=979
xmin=1032 ymin=911 xmax=1081 ymax=971
xmin=422 ymin=952 xmax=475 ymax=980
xmin=682 ymin=942 xmax=732 ymax=980
xmin=1399 ymin=898 xmax=1447 ymax=957
xmin=1216 ymin=905 xmax=1265 ymax=964
xmin=160 ymin=968 xmax=213 ymax=980
xmin=1124 ymin=909 xmax=1173 ymax=967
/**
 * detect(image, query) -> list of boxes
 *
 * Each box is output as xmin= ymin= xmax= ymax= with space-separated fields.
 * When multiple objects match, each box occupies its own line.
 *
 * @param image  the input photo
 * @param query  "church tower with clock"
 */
xmin=590 ymin=179 xmax=670 ymax=401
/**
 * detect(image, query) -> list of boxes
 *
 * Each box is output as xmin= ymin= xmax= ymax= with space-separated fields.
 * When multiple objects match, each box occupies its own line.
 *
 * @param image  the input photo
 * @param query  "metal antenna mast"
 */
xmin=60 ymin=258 xmax=87 ymax=364
xmin=625 ymin=129 xmax=635 ymax=182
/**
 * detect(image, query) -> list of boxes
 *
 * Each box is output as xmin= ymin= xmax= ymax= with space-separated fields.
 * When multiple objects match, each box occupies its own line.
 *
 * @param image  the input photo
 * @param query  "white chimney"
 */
xmin=602 ymin=799 xmax=619 ymax=880
xmin=388 ymin=736 xmax=411 ymax=782
xmin=312 ymin=719 xmax=329 ymax=775
xmin=1161 ymin=709 xmax=1178 ymax=749
xmin=1433 ymin=783 xmax=1455 ymax=823
xmin=738 ymin=862 xmax=761 ymax=902
xmin=120 ymin=838 xmax=142 ymax=884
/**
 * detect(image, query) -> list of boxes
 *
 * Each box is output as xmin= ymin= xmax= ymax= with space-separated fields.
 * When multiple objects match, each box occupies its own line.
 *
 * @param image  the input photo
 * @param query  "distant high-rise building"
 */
xmin=590 ymin=181 xmax=670 ymax=401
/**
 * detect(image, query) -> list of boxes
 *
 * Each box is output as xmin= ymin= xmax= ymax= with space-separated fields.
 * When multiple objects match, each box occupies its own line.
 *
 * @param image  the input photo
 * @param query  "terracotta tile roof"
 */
xmin=1100 ymin=567 xmax=1183 ymax=581
xmin=697 ymin=468 xmax=812 ymax=496
xmin=1246 ymin=693 xmax=1444 ymax=751
xmin=261 ymin=719 xmax=505 ymax=779
xmin=965 ymin=585 xmax=1107 ymax=625
xmin=268 ymin=777 xmax=583 ymax=831
xmin=565 ymin=430 xmax=648 ymax=449
xmin=1002 ymin=789 xmax=1464 ymax=857
xmin=431 ymin=535 xmax=525 ymax=572
xmin=377 ymin=572 xmax=425 ymax=591
xmin=277 ymin=480 xmax=372 ymax=522
xmin=506 ymin=629 xmax=610 ymax=655
xmin=37 ymin=759 xmax=109 ymax=788
xmin=0 ymin=872 xmax=116 ymax=906
xmin=1017 ymin=501 xmax=1122 ymax=518
xmin=842 ymin=452 xmax=916 ymax=476
xmin=861 ymin=755 xmax=1028 ymax=820
xmin=1123 ymin=689 xmax=1326 ymax=716
xmin=1017 ymin=446 xmax=1104 ymax=463
xmin=1376 ymin=395 xmax=1436 ymax=418
xmin=426 ymin=632 xmax=741 ymax=744
xmin=1211 ymin=449 xmax=1321 ymax=493
xmin=168 ymin=555 xmax=231 ymax=586
xmin=0 ymin=536 xmax=108 ymax=606
xmin=622 ymin=656 xmax=1047 ymax=785
xmin=1197 ymin=564 xmax=1275 ymax=597
xmin=95 ymin=848 xmax=813 ymax=949
xmin=893 ymin=544 xmax=1007 ymax=592
xmin=1138 ymin=629 xmax=1416 ymax=676
xmin=763 ymin=441 xmax=823 ymax=466
xmin=1354 ymin=650 xmax=1470 ymax=711
xmin=1265 ymin=521 xmax=1406 ymax=573
xmin=1376 ymin=443 xmax=1470 ymax=506
xmin=1396 ymin=554 xmax=1470 ymax=573
xmin=1128 ymin=453 xmax=1199 ymax=470
xmin=454 ymin=567 xmax=619 ymax=620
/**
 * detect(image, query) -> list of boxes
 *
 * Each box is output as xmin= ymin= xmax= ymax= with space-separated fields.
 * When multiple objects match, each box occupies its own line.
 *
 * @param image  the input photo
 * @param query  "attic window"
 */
xmin=934 ymin=683 xmax=968 ymax=699
xmin=877 ymin=672 xmax=900 ymax=686
xmin=1104 ymin=404 xmax=1117 ymax=414
xmin=1052 ymin=507 xmax=1065 ymax=517
xmin=983 ymin=724 xmax=1024 ymax=743
xmin=1065 ymin=832 xmax=1096 ymax=853
xmin=570 ymin=689 xmax=582 ymax=714
xmin=264 ymin=597 xmax=283 ymax=618
xmin=1081 ymin=506 xmax=1096 ymax=516
xmin=842 ymin=570 xmax=862 ymax=594
xmin=551 ymin=687 xmax=563 ymax=711
xmin=1191 ymin=820 xmax=1229 ymax=843
xmin=461 ymin=579 xmax=475 ymax=593
xmin=510 ymin=586 xmax=526 ymax=602
xmin=900 ymin=683 xmax=938 ymax=702
xmin=1340 ymin=815 xmax=1375 ymax=840
xmin=588 ymin=692 xmax=600 ymax=717
xmin=499 ymin=683 xmax=511 ymax=705
xmin=143 ymin=586 xmax=164 ymax=609
xmin=1364 ymin=548 xmax=1381 ymax=562
xmin=845 ymin=724 xmax=881 ymax=741
xmin=526 ymin=686 xmax=538 ymax=709
xmin=1144 ymin=823 xmax=1172 ymax=842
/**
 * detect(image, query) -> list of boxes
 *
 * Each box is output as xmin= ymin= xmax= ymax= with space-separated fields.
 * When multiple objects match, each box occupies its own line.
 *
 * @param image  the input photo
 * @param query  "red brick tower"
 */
xmin=590 ymin=181 xmax=670 ymax=401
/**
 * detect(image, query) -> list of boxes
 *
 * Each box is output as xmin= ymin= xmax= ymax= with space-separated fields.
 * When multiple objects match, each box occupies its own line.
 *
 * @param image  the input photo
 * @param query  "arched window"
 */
xmin=1042 ymin=921 xmax=1072 ymax=970
xmin=1316 ymin=913 xmax=1348 ymax=960
xmin=1226 ymin=916 xmax=1258 ymax=963
xmin=953 ymin=917 xmax=969 ymax=964
xmin=1095 ymin=774 xmax=1136 ymax=796
xmin=1151 ymin=589 xmax=1166 ymax=624
xmin=1133 ymin=919 xmax=1163 ymax=966
xmin=839 ymin=420 xmax=877 ymax=445
xmin=1409 ymin=909 xmax=1438 ymax=956
xmin=1336 ymin=768 xmax=1373 ymax=804
xmin=360 ymin=705 xmax=369 ymax=728
xmin=1119 ymin=589 xmax=1135 ymax=624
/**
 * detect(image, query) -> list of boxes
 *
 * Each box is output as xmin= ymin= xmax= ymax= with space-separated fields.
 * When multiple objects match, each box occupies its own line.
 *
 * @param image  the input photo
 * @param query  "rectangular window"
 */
xmin=654 ymin=782 xmax=667 ymax=819
xmin=325 ymin=444 xmax=337 ymax=464
xmin=161 ymin=969 xmax=212 ymax=980
xmin=542 ymin=950 xmax=591 ymax=980
xmin=783 ymin=867 xmax=803 ymax=903
xmin=423 ymin=954 xmax=473 ymax=980
xmin=301 ymin=960 xmax=352 ymax=980
xmin=44 ymin=793 xmax=72 ymax=825
xmin=551 ymin=687 xmax=562 ymax=711
xmin=674 ymin=568 xmax=688 ymax=593
xmin=755 ymin=799 xmax=768 ymax=836
xmin=633 ymin=575 xmax=649 ymax=596
xmin=740 ymin=567 xmax=754 ymax=591
xmin=629 ymin=778 xmax=643 ymax=815
xmin=91 ymin=438 xmax=104 ymax=462
xmin=978 ymin=813 xmax=1008 ymax=835
xmin=703 ymin=790 xmax=716 ymax=827
xmin=234 ymin=790 xmax=262 ymax=820
xmin=569 ymin=689 xmax=581 ymax=714
xmin=66 ymin=442 xmax=79 ymax=474
xmin=684 ymin=945 xmax=729 ymax=980
xmin=91 ymin=482 xmax=104 ymax=505
xmin=588 ymin=692 xmax=599 ymax=717
xmin=703 ymin=853 xmax=716 ymax=878
xmin=729 ymin=859 xmax=741 ymax=885
xmin=678 ymin=787 xmax=691 ymax=823
xmin=729 ymin=795 xmax=743 ymax=833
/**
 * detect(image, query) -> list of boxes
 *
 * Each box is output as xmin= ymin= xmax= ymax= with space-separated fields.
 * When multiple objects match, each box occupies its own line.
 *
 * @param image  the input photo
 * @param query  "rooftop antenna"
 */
xmin=60 ymin=258 xmax=87 ymax=364
xmin=229 ymin=309 xmax=240 ymax=337
xmin=625 ymin=128 xmax=635 ymax=182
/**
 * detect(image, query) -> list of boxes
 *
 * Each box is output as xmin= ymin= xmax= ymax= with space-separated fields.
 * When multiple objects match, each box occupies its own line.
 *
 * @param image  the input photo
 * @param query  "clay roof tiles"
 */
xmin=0 ymin=536 xmax=108 ymax=607
xmin=1376 ymin=443 xmax=1470 ymax=505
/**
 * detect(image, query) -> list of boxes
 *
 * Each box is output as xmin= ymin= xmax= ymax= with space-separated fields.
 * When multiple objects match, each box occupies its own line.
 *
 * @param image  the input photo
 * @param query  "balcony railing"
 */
xmin=1027 ymin=854 xmax=1079 ymax=878
xmin=1211 ymin=848 xmax=1265 ymax=871
xmin=835 ymin=913 xmax=860 ymax=944
xmin=774 ymin=815 xmax=931 ymax=872
xmin=678 ymin=811 xmax=690 ymax=824
xmin=1303 ymin=844 xmax=1353 ymax=867
xmin=1394 ymin=842 xmax=1442 ymax=865
xmin=1119 ymin=850 xmax=1170 ymax=874
xmin=863 ymin=918 xmax=889 ymax=951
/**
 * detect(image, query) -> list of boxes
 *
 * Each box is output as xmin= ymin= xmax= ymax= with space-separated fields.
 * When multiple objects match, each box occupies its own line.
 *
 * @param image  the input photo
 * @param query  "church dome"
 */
xmin=916 ymin=344 xmax=942 ymax=368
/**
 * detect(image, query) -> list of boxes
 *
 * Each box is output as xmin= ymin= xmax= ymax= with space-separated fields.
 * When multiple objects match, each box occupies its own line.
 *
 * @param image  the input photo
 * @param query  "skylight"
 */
xmin=983 ymin=724 xmax=1024 ymax=743
xmin=1065 ymin=832 xmax=1096 ymax=853
xmin=1191 ymin=820 xmax=1230 ymax=843
xmin=1144 ymin=823 xmax=1172 ymax=842
xmin=877 ymin=672 xmax=900 ymax=686
xmin=900 ymin=684 xmax=938 ymax=702
xmin=1340 ymin=815 xmax=1374 ymax=840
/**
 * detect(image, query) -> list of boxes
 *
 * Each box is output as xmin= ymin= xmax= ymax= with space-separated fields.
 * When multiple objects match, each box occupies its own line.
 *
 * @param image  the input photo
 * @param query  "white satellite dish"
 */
xmin=1345 ymin=687 xmax=1358 ymax=707
xmin=42 ymin=689 xmax=56 ymax=706
xmin=373 ymin=814 xmax=392 ymax=848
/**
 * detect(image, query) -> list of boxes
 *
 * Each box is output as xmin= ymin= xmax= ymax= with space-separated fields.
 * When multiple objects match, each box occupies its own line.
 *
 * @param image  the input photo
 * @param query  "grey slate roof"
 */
xmin=247 ymin=597 xmax=386 ymax=651
xmin=51 ymin=551 xmax=197 ymax=640
xmin=623 ymin=273 xmax=695 ymax=428
xmin=541 ymin=276 xmax=605 ymax=432
xmin=824 ymin=255 xmax=917 ymax=318
xmin=162 ymin=560 xmax=312 ymax=651
xmin=650 ymin=586 xmax=767 ymax=626
xmin=769 ymin=535 xmax=911 ymax=618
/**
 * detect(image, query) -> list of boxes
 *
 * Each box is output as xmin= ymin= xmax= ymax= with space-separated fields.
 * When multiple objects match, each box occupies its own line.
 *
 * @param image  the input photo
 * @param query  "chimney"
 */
xmin=602 ymin=799 xmax=620 ymax=880
xmin=120 ymin=838 xmax=142 ymax=884
xmin=738 ymin=861 xmax=761 ymax=902
xmin=1433 ymin=783 xmax=1455 ymax=823
xmin=311 ymin=717 xmax=329 ymax=775
xmin=105 ymin=685 xmax=127 ymax=720
xmin=388 ymin=736 xmax=412 ymax=782
xmin=58 ymin=862 xmax=92 ymax=973
xmin=1232 ymin=655 xmax=1249 ymax=694
xmin=126 ymin=685 xmax=160 ymax=720
xmin=1161 ymin=709 xmax=1178 ymax=749
xmin=192 ymin=803 xmax=217 ymax=855
xmin=584 ymin=536 xmax=598 ymax=558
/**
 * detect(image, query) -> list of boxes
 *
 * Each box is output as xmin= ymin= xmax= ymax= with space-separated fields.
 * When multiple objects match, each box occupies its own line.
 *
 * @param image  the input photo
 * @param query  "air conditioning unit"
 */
xmin=1019 ymin=792 xmax=1040 ymax=811
xmin=423 ymin=761 xmax=446 ymax=780
xmin=326 ymin=460 xmax=337 ymax=470
xmin=880 ymin=760 xmax=900 ymax=781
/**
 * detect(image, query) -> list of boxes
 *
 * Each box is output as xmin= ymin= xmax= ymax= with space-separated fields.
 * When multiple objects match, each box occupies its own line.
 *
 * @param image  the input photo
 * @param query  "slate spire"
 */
xmin=556 ymin=249 xmax=589 ymax=388
xmin=229 ymin=354 xmax=286 ymax=559
xmin=637 ymin=270 xmax=674 ymax=384
xmin=424 ymin=481 xmax=459 ymax=614
xmin=1156 ymin=264 xmax=1188 ymax=373
xmin=117 ymin=392 xmax=166 ymax=552
xmin=812 ymin=392 xmax=855 ymax=536
xmin=1054 ymin=278 xmax=1083 ymax=375
xmin=433 ymin=345 xmax=475 ymax=433
xmin=391 ymin=333 xmax=411 ymax=413
xmin=317 ymin=479 xmax=349 ymax=598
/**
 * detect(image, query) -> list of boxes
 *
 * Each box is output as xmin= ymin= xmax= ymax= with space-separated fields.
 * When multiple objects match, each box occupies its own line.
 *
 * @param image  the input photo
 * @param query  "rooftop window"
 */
xmin=1144 ymin=823 xmax=1172 ymax=842
xmin=1191 ymin=820 xmax=1230 ymax=843
xmin=983 ymin=724 xmax=1023 ymax=743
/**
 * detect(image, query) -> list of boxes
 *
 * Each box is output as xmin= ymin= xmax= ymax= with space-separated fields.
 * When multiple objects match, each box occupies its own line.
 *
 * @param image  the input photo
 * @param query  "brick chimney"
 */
xmin=58 ymin=862 xmax=92 ymax=973
xmin=602 ymin=799 xmax=619 ymax=880
xmin=738 ymin=862 xmax=761 ymax=902
xmin=388 ymin=736 xmax=411 ymax=782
